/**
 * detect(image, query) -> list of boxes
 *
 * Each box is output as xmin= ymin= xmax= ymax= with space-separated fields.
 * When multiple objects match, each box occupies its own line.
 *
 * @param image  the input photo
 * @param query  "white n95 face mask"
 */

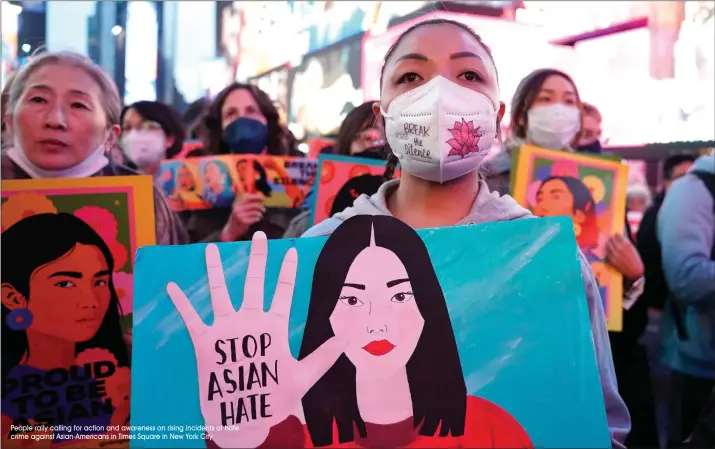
xmin=527 ymin=104 xmax=581 ymax=150
xmin=122 ymin=130 xmax=166 ymax=166
xmin=381 ymin=76 xmax=498 ymax=183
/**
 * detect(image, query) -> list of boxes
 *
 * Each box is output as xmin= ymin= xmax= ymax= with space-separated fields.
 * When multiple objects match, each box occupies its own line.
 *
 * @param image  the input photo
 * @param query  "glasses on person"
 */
xmin=354 ymin=128 xmax=385 ymax=148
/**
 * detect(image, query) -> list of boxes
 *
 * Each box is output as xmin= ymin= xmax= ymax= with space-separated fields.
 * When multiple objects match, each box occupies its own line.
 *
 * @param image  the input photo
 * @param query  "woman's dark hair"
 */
xmin=204 ymin=82 xmax=296 ymax=156
xmin=120 ymin=101 xmax=186 ymax=159
xmin=336 ymin=102 xmax=378 ymax=156
xmin=182 ymin=97 xmax=212 ymax=140
xmin=540 ymin=176 xmax=598 ymax=248
xmin=377 ymin=19 xmax=497 ymax=182
xmin=299 ymin=215 xmax=466 ymax=446
xmin=510 ymin=68 xmax=582 ymax=141
xmin=1 ymin=213 xmax=129 ymax=384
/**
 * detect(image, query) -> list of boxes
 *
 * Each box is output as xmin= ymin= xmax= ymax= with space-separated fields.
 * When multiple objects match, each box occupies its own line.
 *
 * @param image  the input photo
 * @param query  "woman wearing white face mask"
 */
xmin=481 ymin=69 xmax=654 ymax=447
xmin=120 ymin=100 xmax=186 ymax=181
xmin=1 ymin=51 xmax=188 ymax=245
xmin=302 ymin=19 xmax=629 ymax=449
xmin=480 ymin=68 xmax=583 ymax=196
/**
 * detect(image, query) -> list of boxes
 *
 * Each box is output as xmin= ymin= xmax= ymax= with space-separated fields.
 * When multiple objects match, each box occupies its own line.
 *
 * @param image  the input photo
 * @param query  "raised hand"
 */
xmin=167 ymin=232 xmax=346 ymax=448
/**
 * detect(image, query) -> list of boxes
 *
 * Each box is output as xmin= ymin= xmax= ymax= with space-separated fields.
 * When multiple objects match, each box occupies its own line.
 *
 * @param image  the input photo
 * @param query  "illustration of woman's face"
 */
xmin=329 ymin=245 xmax=425 ymax=380
xmin=534 ymin=179 xmax=574 ymax=217
xmin=236 ymin=160 xmax=250 ymax=192
xmin=26 ymin=244 xmax=111 ymax=342
xmin=205 ymin=162 xmax=226 ymax=194
xmin=177 ymin=166 xmax=195 ymax=191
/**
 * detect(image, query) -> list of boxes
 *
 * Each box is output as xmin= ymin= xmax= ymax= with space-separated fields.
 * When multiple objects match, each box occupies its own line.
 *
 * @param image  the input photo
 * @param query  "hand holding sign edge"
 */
xmin=166 ymin=232 xmax=347 ymax=448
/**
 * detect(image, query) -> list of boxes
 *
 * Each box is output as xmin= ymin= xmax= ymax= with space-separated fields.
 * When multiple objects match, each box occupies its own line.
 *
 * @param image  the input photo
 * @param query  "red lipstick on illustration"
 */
xmin=362 ymin=340 xmax=395 ymax=356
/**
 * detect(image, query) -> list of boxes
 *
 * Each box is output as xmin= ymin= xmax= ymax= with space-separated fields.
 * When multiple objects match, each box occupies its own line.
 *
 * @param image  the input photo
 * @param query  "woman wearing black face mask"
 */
xmin=182 ymin=83 xmax=300 ymax=243
xmin=576 ymin=102 xmax=603 ymax=154
xmin=282 ymin=102 xmax=388 ymax=238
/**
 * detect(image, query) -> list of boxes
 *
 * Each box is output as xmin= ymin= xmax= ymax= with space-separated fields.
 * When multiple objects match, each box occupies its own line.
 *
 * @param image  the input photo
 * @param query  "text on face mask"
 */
xmin=404 ymin=136 xmax=431 ymax=160
xmin=404 ymin=123 xmax=431 ymax=138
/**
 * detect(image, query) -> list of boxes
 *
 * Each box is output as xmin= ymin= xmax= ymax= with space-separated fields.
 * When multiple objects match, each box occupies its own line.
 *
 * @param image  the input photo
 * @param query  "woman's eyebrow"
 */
xmin=343 ymin=283 xmax=365 ymax=290
xmin=49 ymin=271 xmax=82 ymax=279
xmin=396 ymin=53 xmax=428 ymax=63
xmin=450 ymin=52 xmax=483 ymax=61
xmin=387 ymin=278 xmax=409 ymax=288
xmin=94 ymin=270 xmax=111 ymax=278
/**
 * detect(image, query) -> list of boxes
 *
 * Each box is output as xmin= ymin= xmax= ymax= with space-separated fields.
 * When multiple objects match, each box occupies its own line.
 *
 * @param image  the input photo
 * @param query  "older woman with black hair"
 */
xmin=282 ymin=102 xmax=387 ymax=238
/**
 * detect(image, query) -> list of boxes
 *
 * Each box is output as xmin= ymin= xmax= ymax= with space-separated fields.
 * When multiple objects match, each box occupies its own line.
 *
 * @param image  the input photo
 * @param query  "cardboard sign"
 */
xmin=1 ymin=176 xmax=156 ymax=444
xmin=311 ymin=154 xmax=400 ymax=225
xmin=132 ymin=216 xmax=609 ymax=448
xmin=512 ymin=145 xmax=629 ymax=331
xmin=159 ymin=155 xmax=318 ymax=212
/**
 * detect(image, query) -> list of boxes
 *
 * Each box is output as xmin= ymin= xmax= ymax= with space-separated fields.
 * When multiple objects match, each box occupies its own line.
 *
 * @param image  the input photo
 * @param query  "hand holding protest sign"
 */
xmin=166 ymin=232 xmax=346 ymax=448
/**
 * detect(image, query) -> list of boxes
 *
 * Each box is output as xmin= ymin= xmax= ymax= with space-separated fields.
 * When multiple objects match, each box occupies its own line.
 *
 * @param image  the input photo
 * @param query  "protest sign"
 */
xmin=160 ymin=156 xmax=317 ymax=212
xmin=1 ymin=176 xmax=156 ymax=444
xmin=132 ymin=216 xmax=609 ymax=448
xmin=512 ymin=144 xmax=629 ymax=331
xmin=311 ymin=154 xmax=399 ymax=225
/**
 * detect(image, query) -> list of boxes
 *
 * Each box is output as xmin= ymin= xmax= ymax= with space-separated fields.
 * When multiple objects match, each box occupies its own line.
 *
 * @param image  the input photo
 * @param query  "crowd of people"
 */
xmin=0 ymin=17 xmax=713 ymax=449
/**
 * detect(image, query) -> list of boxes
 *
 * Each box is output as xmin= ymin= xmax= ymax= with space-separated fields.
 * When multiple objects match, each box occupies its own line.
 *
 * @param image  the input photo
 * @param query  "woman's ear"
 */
xmin=1 ymin=283 xmax=27 ymax=310
xmin=165 ymin=135 xmax=175 ymax=151
xmin=372 ymin=102 xmax=383 ymax=131
xmin=104 ymin=124 xmax=122 ymax=151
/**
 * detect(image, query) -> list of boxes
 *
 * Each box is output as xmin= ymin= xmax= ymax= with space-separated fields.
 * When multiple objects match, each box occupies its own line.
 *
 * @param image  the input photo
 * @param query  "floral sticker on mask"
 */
xmin=447 ymin=118 xmax=482 ymax=159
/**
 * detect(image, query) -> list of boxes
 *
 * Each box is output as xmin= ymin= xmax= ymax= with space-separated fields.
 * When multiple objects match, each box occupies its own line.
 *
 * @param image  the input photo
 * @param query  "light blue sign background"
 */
xmin=132 ymin=217 xmax=609 ymax=448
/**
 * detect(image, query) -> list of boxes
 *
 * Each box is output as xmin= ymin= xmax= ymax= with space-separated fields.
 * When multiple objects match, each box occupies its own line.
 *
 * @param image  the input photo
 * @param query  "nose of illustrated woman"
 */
xmin=367 ymin=324 xmax=387 ymax=334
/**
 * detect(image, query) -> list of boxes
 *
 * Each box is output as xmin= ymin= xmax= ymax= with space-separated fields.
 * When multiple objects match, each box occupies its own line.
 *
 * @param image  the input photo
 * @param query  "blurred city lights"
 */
xmin=111 ymin=25 xmax=123 ymax=36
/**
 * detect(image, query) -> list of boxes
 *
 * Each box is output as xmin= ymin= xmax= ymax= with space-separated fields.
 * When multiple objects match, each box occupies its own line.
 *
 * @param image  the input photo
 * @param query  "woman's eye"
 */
xmin=71 ymin=102 xmax=89 ymax=110
xmin=95 ymin=280 xmax=108 ymax=287
xmin=397 ymin=72 xmax=423 ymax=84
xmin=339 ymin=296 xmax=364 ymax=307
xmin=459 ymin=71 xmax=482 ymax=82
xmin=29 ymin=96 xmax=46 ymax=104
xmin=391 ymin=292 xmax=414 ymax=303
xmin=55 ymin=281 xmax=75 ymax=288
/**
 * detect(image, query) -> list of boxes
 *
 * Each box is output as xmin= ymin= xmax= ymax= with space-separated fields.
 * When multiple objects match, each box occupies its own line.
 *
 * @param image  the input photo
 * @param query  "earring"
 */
xmin=6 ymin=308 xmax=33 ymax=331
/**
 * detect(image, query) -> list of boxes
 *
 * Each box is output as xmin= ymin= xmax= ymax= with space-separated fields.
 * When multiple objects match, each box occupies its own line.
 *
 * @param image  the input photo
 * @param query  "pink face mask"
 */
xmin=122 ymin=130 xmax=166 ymax=166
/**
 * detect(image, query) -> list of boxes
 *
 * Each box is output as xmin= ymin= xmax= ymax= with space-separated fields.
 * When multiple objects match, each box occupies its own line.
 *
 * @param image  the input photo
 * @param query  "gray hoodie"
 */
xmin=303 ymin=178 xmax=630 ymax=448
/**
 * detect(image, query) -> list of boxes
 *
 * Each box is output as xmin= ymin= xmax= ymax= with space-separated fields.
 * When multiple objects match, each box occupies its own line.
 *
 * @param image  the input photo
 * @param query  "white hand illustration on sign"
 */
xmin=166 ymin=232 xmax=346 ymax=448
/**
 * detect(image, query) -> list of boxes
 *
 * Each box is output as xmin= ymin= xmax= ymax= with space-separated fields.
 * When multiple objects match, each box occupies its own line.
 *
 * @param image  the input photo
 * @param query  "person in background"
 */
xmin=577 ymin=102 xmax=604 ymax=154
xmin=639 ymin=155 xmax=697 ymax=311
xmin=184 ymin=83 xmax=298 ymax=242
xmin=282 ymin=102 xmax=388 ymax=239
xmin=1 ymin=70 xmax=18 ymax=149
xmin=657 ymin=151 xmax=715 ymax=448
xmin=182 ymin=96 xmax=211 ymax=148
xmin=481 ymin=68 xmax=651 ymax=447
xmin=626 ymin=183 xmax=653 ymax=239
xmin=335 ymin=101 xmax=386 ymax=158
xmin=636 ymin=155 xmax=697 ymax=448
xmin=1 ymin=50 xmax=188 ymax=245
xmin=120 ymin=100 xmax=186 ymax=183
xmin=303 ymin=19 xmax=629 ymax=448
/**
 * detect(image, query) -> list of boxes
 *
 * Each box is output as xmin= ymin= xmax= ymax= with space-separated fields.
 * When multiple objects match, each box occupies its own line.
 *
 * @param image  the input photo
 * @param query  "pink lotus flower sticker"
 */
xmin=446 ymin=118 xmax=481 ymax=159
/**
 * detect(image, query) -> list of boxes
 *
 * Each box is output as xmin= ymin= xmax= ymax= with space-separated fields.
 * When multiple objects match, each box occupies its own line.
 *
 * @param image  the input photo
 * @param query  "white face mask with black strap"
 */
xmin=381 ymin=76 xmax=499 ymax=183
xmin=526 ymin=104 xmax=581 ymax=150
